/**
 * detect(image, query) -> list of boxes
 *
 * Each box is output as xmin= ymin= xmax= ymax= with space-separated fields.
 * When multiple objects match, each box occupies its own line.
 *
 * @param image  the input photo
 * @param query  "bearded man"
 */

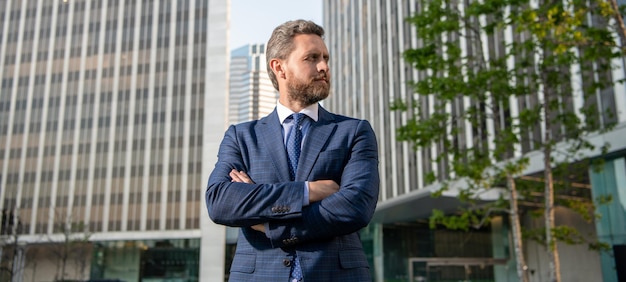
xmin=206 ymin=19 xmax=380 ymax=282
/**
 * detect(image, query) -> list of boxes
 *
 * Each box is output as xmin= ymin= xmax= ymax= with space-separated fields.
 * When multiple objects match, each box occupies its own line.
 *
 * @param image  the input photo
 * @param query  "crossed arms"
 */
xmin=205 ymin=119 xmax=379 ymax=247
xmin=229 ymin=170 xmax=340 ymax=233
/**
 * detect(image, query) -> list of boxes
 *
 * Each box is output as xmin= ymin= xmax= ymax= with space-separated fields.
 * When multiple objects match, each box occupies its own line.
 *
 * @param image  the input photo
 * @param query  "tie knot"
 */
xmin=291 ymin=113 xmax=304 ymax=127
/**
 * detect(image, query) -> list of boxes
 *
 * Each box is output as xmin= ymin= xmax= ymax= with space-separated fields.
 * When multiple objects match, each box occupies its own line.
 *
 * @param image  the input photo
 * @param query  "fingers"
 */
xmin=251 ymin=223 xmax=266 ymax=233
xmin=308 ymin=179 xmax=340 ymax=202
xmin=230 ymin=169 xmax=254 ymax=184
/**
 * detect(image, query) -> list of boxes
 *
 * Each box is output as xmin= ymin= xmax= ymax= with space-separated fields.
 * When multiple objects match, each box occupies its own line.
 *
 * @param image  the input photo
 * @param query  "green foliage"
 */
xmin=523 ymin=227 xmax=546 ymax=243
xmin=553 ymin=225 xmax=585 ymax=245
xmin=425 ymin=171 xmax=439 ymax=186
xmin=595 ymin=194 xmax=614 ymax=206
xmin=397 ymin=0 xmax=622 ymax=253
xmin=588 ymin=241 xmax=612 ymax=252
xmin=523 ymin=225 xmax=611 ymax=253
xmin=389 ymin=98 xmax=409 ymax=112
xmin=559 ymin=199 xmax=595 ymax=223
xmin=429 ymin=208 xmax=488 ymax=230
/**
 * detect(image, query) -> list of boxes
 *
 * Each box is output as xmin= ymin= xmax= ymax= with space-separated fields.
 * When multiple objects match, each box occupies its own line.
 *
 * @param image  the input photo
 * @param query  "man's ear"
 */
xmin=269 ymin=58 xmax=285 ymax=79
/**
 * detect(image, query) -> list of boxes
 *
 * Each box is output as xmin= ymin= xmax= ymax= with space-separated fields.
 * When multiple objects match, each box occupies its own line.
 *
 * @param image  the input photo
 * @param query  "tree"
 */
xmin=607 ymin=0 xmax=626 ymax=48
xmin=49 ymin=210 xmax=92 ymax=282
xmin=0 ymin=208 xmax=93 ymax=282
xmin=393 ymin=0 xmax=623 ymax=281
xmin=0 ymin=208 xmax=25 ymax=282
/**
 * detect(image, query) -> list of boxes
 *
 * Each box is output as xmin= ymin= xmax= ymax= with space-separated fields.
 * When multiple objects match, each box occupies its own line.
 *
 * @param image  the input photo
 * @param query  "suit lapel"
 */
xmin=258 ymin=110 xmax=291 ymax=182
xmin=297 ymin=107 xmax=337 ymax=181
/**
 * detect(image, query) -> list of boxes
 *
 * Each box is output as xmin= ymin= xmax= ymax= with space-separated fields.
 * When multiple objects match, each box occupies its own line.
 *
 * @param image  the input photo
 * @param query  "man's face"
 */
xmin=283 ymin=34 xmax=330 ymax=106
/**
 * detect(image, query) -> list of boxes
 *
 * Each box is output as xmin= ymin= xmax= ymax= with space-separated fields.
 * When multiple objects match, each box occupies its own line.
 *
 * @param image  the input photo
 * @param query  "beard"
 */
xmin=286 ymin=75 xmax=330 ymax=106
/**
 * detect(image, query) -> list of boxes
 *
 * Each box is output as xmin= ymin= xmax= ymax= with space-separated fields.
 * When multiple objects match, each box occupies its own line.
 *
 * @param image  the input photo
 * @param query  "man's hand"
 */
xmin=251 ymin=224 xmax=265 ymax=233
xmin=308 ymin=180 xmax=339 ymax=202
xmin=230 ymin=169 xmax=255 ymax=184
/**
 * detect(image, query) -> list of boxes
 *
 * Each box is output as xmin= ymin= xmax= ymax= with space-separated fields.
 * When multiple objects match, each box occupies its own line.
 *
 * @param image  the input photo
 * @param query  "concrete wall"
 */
xmin=524 ymin=207 xmax=602 ymax=282
xmin=17 ymin=243 xmax=93 ymax=282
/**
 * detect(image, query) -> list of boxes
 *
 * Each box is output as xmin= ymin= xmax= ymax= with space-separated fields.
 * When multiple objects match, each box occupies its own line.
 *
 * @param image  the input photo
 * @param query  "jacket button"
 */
xmin=283 ymin=258 xmax=291 ymax=267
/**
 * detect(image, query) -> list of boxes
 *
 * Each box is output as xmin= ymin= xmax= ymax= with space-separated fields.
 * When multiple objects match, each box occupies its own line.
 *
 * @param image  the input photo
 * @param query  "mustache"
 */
xmin=314 ymin=74 xmax=328 ymax=81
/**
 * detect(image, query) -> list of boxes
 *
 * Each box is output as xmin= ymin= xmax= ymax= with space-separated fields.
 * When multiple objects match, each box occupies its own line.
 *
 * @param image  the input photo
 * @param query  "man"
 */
xmin=206 ymin=20 xmax=379 ymax=282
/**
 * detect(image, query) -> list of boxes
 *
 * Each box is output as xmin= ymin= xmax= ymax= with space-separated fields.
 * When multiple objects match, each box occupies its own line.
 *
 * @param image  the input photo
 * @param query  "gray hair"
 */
xmin=266 ymin=20 xmax=325 ymax=90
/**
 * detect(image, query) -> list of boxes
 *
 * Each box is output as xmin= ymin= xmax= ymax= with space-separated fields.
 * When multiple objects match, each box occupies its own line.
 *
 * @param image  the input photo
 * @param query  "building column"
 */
xmin=491 ymin=216 xmax=519 ymax=281
xmin=589 ymin=156 xmax=626 ymax=282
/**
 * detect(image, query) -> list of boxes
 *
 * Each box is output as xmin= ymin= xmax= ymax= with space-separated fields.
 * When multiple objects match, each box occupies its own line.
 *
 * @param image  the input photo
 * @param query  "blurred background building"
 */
xmin=2 ymin=0 xmax=626 ymax=281
xmin=322 ymin=0 xmax=626 ymax=281
xmin=224 ymin=43 xmax=277 ymax=279
xmin=228 ymin=43 xmax=276 ymax=125
xmin=0 ymin=0 xmax=227 ymax=281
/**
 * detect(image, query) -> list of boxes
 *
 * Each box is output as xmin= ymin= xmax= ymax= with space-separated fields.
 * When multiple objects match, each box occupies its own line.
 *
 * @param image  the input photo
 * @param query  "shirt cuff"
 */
xmin=303 ymin=181 xmax=310 ymax=206
xmin=264 ymin=222 xmax=270 ymax=236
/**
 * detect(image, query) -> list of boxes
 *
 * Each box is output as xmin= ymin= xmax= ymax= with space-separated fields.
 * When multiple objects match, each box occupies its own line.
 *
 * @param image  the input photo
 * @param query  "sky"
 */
xmin=230 ymin=0 xmax=323 ymax=50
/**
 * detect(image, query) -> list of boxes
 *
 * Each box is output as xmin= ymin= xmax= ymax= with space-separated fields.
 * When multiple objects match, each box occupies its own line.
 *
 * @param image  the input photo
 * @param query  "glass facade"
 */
xmin=0 ymin=238 xmax=201 ymax=281
xmin=361 ymin=220 xmax=511 ymax=282
xmin=91 ymin=239 xmax=200 ymax=282
xmin=590 ymin=156 xmax=626 ymax=282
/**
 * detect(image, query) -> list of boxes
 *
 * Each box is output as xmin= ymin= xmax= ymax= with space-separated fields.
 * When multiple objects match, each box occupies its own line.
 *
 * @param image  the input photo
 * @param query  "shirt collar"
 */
xmin=277 ymin=101 xmax=319 ymax=124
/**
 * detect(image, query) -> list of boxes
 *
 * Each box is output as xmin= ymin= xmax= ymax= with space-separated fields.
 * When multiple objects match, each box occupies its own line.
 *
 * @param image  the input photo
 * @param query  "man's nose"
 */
xmin=317 ymin=60 xmax=329 ymax=73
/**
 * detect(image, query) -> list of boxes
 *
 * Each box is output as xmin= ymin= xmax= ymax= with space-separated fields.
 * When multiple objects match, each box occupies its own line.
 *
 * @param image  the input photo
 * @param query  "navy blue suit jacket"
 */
xmin=206 ymin=106 xmax=379 ymax=281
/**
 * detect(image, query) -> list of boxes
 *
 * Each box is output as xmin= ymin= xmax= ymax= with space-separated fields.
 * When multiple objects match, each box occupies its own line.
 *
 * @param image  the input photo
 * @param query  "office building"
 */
xmin=228 ymin=43 xmax=277 ymax=125
xmin=0 ymin=0 xmax=228 ymax=281
xmin=322 ymin=0 xmax=626 ymax=281
xmin=222 ymin=43 xmax=277 ymax=277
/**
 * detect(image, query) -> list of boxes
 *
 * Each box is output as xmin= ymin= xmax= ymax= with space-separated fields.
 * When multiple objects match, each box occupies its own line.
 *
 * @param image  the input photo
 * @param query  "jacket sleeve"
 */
xmin=264 ymin=120 xmax=380 ymax=248
xmin=205 ymin=125 xmax=305 ymax=227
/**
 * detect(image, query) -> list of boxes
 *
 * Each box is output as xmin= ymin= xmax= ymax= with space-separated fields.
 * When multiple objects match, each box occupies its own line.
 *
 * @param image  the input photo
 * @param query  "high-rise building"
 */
xmin=322 ymin=1 xmax=626 ymax=281
xmin=222 ymin=43 xmax=278 ymax=278
xmin=228 ymin=44 xmax=277 ymax=125
xmin=0 ymin=0 xmax=228 ymax=281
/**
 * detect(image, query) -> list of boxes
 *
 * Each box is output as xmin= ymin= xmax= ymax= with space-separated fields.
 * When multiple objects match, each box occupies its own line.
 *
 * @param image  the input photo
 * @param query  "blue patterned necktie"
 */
xmin=286 ymin=113 xmax=304 ymax=181
xmin=286 ymin=113 xmax=304 ymax=281
xmin=291 ymin=257 xmax=303 ymax=281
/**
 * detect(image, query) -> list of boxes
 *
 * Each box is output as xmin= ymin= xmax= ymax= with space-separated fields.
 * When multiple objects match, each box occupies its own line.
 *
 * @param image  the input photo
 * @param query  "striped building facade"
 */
xmin=322 ymin=0 xmax=626 ymax=281
xmin=0 ymin=0 xmax=228 ymax=281
xmin=228 ymin=43 xmax=277 ymax=126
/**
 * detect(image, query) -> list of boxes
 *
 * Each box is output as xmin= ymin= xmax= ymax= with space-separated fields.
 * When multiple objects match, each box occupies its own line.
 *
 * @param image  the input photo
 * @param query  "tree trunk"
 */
xmin=543 ymin=106 xmax=561 ymax=282
xmin=608 ymin=0 xmax=626 ymax=49
xmin=507 ymin=173 xmax=529 ymax=282
xmin=60 ymin=237 xmax=69 ymax=281
xmin=544 ymin=147 xmax=560 ymax=282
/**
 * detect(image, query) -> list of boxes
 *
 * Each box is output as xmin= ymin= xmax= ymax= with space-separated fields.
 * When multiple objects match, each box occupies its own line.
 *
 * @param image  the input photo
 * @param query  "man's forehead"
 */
xmin=291 ymin=34 xmax=328 ymax=53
